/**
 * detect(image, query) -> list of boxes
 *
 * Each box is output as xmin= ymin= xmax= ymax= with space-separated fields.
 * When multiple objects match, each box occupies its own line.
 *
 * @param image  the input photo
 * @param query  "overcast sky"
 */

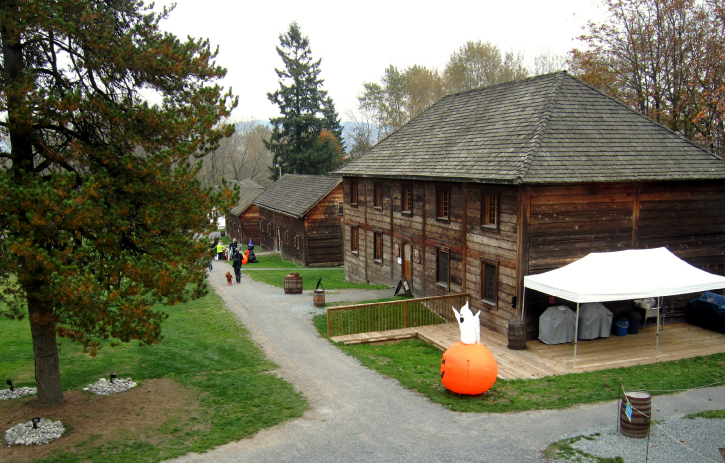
xmin=155 ymin=0 xmax=606 ymax=122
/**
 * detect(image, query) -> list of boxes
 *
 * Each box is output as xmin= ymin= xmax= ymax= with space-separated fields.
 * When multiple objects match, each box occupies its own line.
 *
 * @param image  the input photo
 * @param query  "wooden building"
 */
xmin=226 ymin=179 xmax=265 ymax=247
xmin=335 ymin=72 xmax=725 ymax=339
xmin=255 ymin=174 xmax=344 ymax=267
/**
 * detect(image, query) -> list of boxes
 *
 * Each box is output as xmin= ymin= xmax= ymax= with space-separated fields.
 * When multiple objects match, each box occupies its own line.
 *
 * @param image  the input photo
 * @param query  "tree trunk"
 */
xmin=28 ymin=295 xmax=64 ymax=406
xmin=2 ymin=17 xmax=63 ymax=406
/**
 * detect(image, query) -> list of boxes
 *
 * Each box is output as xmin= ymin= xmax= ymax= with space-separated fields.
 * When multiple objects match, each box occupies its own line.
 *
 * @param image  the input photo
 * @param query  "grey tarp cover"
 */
xmin=539 ymin=305 xmax=576 ymax=345
xmin=577 ymin=303 xmax=613 ymax=340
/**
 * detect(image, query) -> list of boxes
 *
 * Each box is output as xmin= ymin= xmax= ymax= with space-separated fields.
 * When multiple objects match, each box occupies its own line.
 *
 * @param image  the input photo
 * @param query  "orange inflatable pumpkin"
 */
xmin=441 ymin=341 xmax=498 ymax=395
xmin=242 ymin=249 xmax=249 ymax=265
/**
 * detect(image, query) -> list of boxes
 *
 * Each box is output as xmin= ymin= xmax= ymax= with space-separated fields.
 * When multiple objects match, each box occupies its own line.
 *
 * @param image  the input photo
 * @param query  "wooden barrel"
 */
xmin=620 ymin=391 xmax=652 ymax=438
xmin=284 ymin=272 xmax=303 ymax=294
xmin=313 ymin=289 xmax=325 ymax=307
xmin=507 ymin=321 xmax=527 ymax=350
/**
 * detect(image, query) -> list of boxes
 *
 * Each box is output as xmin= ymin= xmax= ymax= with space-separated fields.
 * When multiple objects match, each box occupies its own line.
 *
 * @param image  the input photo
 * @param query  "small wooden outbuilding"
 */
xmin=254 ymin=174 xmax=343 ymax=267
xmin=226 ymin=179 xmax=265 ymax=247
xmin=335 ymin=71 xmax=725 ymax=339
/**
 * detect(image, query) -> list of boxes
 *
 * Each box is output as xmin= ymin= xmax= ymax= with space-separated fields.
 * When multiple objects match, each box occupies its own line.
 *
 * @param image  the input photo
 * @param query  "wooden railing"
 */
xmin=327 ymin=293 xmax=471 ymax=337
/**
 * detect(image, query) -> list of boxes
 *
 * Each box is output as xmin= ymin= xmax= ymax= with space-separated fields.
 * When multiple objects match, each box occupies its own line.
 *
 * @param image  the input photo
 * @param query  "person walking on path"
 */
xmin=232 ymin=253 xmax=242 ymax=283
xmin=208 ymin=237 xmax=218 ymax=271
xmin=230 ymin=238 xmax=238 ymax=258
xmin=216 ymin=240 xmax=225 ymax=261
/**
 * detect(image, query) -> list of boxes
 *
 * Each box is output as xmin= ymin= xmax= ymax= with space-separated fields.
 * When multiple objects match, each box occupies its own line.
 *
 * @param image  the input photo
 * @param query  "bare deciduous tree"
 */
xmin=533 ymin=51 xmax=569 ymax=75
xmin=345 ymin=107 xmax=384 ymax=158
xmin=570 ymin=0 xmax=725 ymax=156
xmin=357 ymin=41 xmax=529 ymax=138
xmin=199 ymin=120 xmax=273 ymax=188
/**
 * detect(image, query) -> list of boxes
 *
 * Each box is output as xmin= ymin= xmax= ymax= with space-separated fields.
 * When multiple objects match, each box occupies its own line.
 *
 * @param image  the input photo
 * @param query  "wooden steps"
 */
xmin=332 ymin=328 xmax=419 ymax=345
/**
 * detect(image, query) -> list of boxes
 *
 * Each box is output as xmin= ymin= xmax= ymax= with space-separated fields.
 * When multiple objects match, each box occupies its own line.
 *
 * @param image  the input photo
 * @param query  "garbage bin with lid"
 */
xmin=614 ymin=315 xmax=629 ymax=336
xmin=628 ymin=311 xmax=642 ymax=334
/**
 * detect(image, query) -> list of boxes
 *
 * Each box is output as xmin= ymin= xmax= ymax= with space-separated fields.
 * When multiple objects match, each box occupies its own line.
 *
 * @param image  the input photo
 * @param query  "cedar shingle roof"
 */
xmin=336 ymin=72 xmax=725 ymax=183
xmin=229 ymin=186 xmax=264 ymax=216
xmin=253 ymin=174 xmax=341 ymax=219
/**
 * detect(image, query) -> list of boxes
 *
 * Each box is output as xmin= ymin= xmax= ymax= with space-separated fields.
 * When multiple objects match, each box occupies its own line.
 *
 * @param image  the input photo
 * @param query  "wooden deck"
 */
xmin=331 ymin=323 xmax=725 ymax=380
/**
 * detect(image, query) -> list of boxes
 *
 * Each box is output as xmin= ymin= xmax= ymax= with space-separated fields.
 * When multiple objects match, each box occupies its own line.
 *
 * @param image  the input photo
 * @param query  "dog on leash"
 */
xmin=225 ymin=271 xmax=233 ymax=285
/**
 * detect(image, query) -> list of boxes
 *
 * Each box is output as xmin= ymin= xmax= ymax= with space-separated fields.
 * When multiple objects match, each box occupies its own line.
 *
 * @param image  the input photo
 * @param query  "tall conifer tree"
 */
xmin=0 ymin=0 xmax=237 ymax=406
xmin=265 ymin=22 xmax=343 ymax=179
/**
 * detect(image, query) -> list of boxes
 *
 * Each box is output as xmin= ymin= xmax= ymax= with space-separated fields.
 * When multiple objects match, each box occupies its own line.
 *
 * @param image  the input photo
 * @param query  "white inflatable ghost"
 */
xmin=452 ymin=302 xmax=480 ymax=345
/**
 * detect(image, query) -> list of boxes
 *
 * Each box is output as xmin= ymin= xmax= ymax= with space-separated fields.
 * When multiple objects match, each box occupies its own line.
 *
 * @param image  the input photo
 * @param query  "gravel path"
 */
xmin=553 ymin=416 xmax=725 ymax=462
xmin=169 ymin=262 xmax=725 ymax=463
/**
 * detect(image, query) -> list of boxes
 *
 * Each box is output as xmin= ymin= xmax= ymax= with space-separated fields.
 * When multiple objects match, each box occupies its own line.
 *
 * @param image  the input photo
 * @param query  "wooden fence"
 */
xmin=327 ymin=293 xmax=471 ymax=337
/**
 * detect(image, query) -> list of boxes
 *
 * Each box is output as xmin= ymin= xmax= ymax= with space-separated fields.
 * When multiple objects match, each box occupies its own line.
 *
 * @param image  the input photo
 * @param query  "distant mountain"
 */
xmin=247 ymin=120 xmax=364 ymax=153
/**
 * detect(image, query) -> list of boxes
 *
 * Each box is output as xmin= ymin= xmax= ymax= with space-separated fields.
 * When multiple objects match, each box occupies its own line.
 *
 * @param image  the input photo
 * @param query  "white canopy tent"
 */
xmin=522 ymin=247 xmax=725 ymax=366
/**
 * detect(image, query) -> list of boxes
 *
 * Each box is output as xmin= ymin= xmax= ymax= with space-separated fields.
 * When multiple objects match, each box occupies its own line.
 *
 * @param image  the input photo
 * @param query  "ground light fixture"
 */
xmin=31 ymin=417 xmax=40 ymax=429
xmin=6 ymin=379 xmax=13 ymax=392
xmin=110 ymin=373 xmax=116 ymax=383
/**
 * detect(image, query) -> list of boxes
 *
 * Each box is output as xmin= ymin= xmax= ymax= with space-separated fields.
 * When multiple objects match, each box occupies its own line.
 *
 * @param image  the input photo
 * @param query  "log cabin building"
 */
xmin=335 ymin=72 xmax=725 ymax=339
xmin=255 ymin=174 xmax=344 ymax=267
xmin=226 ymin=179 xmax=265 ymax=247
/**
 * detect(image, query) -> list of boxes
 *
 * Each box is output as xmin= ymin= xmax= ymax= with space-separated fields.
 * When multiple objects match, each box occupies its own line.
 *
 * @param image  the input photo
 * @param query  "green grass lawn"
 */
xmin=685 ymin=409 xmax=725 ymax=419
xmin=1 ymin=289 xmax=307 ymax=462
xmin=242 ymin=262 xmax=390 ymax=291
xmin=543 ymin=434 xmax=624 ymax=463
xmin=239 ymin=252 xmax=387 ymax=290
xmin=242 ymin=253 xmax=304 ymax=269
xmin=312 ymin=313 xmax=725 ymax=413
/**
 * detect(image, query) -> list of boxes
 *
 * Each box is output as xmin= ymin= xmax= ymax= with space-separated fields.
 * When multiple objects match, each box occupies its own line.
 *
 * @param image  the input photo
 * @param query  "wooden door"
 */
xmin=402 ymin=242 xmax=412 ymax=285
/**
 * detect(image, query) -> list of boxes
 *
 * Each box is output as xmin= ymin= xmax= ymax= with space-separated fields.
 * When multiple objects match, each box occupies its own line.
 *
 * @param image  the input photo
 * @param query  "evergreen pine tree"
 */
xmin=265 ymin=22 xmax=343 ymax=179
xmin=0 ymin=0 xmax=237 ymax=406
xmin=322 ymin=97 xmax=345 ymax=151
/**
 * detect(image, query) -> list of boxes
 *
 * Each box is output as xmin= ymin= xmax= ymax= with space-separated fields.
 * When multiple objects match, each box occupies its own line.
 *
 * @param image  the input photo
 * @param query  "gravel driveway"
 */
xmin=170 ymin=262 xmax=725 ymax=463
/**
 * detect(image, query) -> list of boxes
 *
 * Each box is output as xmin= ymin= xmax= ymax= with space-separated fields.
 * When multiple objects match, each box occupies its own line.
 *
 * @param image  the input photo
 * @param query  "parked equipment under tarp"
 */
xmin=522 ymin=248 xmax=725 ymax=366
xmin=538 ymin=305 xmax=576 ymax=345
xmin=577 ymin=303 xmax=613 ymax=340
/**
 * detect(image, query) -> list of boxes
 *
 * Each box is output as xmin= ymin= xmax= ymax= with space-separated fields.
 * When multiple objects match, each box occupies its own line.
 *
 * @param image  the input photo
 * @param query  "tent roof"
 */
xmin=524 ymin=248 xmax=725 ymax=303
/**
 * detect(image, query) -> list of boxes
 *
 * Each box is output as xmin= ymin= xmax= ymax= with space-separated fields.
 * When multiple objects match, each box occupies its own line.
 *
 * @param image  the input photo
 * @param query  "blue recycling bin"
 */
xmin=614 ymin=318 xmax=629 ymax=336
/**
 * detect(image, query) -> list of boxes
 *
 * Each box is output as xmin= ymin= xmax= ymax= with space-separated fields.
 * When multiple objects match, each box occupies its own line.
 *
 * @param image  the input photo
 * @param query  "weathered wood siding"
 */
xmin=391 ymin=182 xmax=425 ymax=292
xmin=305 ymin=185 xmax=344 ymax=267
xmin=343 ymin=178 xmax=521 ymax=335
xmin=344 ymin=178 xmax=368 ymax=284
xmin=527 ymin=183 xmax=635 ymax=274
xmin=259 ymin=209 xmax=305 ymax=265
xmin=421 ymin=182 xmax=465 ymax=297
xmin=363 ymin=180 xmax=394 ymax=285
xmin=258 ymin=186 xmax=343 ymax=267
xmin=345 ymin=177 xmax=725 ymax=339
xmin=231 ymin=205 xmax=260 ymax=248
xmin=226 ymin=212 xmax=242 ymax=243
xmin=638 ymin=181 xmax=725 ymax=273
xmin=522 ymin=181 xmax=725 ymax=336
xmin=465 ymin=185 xmax=519 ymax=334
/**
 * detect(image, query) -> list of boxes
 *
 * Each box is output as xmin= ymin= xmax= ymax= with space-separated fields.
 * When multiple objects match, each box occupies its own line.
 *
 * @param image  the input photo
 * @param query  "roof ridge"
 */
xmin=516 ymin=71 xmax=566 ymax=183
xmin=253 ymin=174 xmax=341 ymax=219
xmin=447 ymin=71 xmax=565 ymax=99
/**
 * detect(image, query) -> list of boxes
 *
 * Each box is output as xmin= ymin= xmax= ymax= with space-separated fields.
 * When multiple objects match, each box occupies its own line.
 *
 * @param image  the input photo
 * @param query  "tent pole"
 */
xmin=520 ymin=289 xmax=527 ymax=321
xmin=574 ymin=302 xmax=580 ymax=368
xmin=656 ymin=296 xmax=661 ymax=358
